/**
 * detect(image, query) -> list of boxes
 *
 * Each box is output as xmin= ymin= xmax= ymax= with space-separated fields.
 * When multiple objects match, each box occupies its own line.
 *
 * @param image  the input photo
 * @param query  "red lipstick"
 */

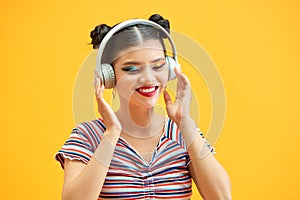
xmin=136 ymin=86 xmax=159 ymax=97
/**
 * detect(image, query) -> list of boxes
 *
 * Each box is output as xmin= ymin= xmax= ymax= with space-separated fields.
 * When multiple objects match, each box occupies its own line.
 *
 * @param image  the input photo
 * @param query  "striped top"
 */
xmin=55 ymin=117 xmax=214 ymax=199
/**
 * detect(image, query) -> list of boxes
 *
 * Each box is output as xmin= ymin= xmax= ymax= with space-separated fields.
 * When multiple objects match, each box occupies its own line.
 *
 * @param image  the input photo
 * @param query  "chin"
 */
xmin=131 ymin=92 xmax=161 ymax=109
xmin=119 ymin=87 xmax=163 ymax=109
xmin=131 ymin=97 xmax=159 ymax=109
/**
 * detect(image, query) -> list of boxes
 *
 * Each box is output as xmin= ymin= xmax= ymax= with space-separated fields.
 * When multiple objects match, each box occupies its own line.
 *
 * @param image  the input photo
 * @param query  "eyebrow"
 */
xmin=121 ymin=58 xmax=165 ymax=66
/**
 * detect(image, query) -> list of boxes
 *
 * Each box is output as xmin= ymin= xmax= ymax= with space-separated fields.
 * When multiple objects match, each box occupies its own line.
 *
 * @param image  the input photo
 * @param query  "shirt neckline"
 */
xmin=118 ymin=116 xmax=169 ymax=166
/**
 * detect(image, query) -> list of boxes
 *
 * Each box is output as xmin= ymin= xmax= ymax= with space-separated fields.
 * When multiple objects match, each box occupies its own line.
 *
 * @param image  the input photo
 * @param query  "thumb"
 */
xmin=163 ymin=90 xmax=172 ymax=106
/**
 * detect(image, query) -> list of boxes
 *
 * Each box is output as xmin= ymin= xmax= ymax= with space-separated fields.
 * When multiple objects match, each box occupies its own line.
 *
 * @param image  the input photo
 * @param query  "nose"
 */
xmin=140 ymin=67 xmax=155 ymax=84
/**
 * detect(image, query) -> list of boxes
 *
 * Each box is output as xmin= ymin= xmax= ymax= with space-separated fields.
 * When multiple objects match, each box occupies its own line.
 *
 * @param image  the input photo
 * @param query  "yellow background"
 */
xmin=1 ymin=0 xmax=299 ymax=199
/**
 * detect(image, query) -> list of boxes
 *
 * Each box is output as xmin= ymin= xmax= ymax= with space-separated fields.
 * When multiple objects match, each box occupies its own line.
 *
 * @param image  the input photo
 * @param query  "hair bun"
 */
xmin=148 ymin=14 xmax=170 ymax=35
xmin=90 ymin=24 xmax=111 ymax=49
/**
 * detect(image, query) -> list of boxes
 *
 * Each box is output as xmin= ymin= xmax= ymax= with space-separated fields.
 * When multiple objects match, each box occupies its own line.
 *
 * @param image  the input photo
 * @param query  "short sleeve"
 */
xmin=197 ymin=127 xmax=216 ymax=154
xmin=186 ymin=127 xmax=216 ymax=165
xmin=55 ymin=119 xmax=106 ymax=169
xmin=164 ymin=118 xmax=215 ymax=166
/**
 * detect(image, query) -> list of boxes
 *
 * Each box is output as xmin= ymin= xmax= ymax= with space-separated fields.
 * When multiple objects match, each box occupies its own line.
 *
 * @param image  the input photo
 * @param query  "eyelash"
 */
xmin=152 ymin=63 xmax=165 ymax=70
xmin=121 ymin=66 xmax=139 ymax=72
xmin=121 ymin=63 xmax=165 ymax=73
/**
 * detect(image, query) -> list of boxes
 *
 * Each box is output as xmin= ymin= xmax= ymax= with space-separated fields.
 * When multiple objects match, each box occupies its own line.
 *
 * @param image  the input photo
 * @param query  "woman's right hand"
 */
xmin=94 ymin=77 xmax=122 ymax=133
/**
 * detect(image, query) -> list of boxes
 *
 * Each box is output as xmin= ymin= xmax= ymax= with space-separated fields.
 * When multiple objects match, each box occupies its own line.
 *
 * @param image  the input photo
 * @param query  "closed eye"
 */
xmin=152 ymin=62 xmax=166 ymax=71
xmin=121 ymin=66 xmax=140 ymax=73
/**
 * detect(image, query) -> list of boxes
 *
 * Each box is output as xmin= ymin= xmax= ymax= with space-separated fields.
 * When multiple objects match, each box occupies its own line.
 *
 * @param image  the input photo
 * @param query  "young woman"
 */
xmin=55 ymin=14 xmax=231 ymax=200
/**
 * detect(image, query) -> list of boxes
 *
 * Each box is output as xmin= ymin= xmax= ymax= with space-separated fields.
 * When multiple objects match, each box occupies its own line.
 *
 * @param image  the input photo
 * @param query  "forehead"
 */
xmin=113 ymin=39 xmax=165 ymax=63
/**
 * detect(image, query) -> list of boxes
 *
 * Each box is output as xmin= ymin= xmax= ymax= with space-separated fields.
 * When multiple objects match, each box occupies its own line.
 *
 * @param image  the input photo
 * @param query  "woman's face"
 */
xmin=113 ymin=39 xmax=169 ymax=109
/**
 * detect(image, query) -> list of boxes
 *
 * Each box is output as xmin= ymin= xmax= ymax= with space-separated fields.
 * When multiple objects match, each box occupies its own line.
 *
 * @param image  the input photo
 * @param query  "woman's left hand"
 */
xmin=163 ymin=68 xmax=192 ymax=127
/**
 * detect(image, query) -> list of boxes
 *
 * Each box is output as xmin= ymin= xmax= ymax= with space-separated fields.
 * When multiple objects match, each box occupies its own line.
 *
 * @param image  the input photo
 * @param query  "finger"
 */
xmin=175 ymin=70 xmax=191 ymax=96
xmin=175 ymin=68 xmax=186 ymax=87
xmin=175 ymin=68 xmax=190 ymax=85
xmin=94 ymin=75 xmax=102 ymax=87
xmin=180 ymin=73 xmax=191 ymax=86
xmin=175 ymin=70 xmax=184 ymax=98
xmin=163 ymin=90 xmax=173 ymax=105
xmin=93 ymin=76 xmax=98 ymax=88
xmin=176 ymin=82 xmax=183 ymax=100
xmin=94 ymin=78 xmax=100 ymax=96
xmin=94 ymin=77 xmax=99 ymax=94
xmin=95 ymin=78 xmax=104 ymax=100
xmin=174 ymin=66 xmax=182 ymax=74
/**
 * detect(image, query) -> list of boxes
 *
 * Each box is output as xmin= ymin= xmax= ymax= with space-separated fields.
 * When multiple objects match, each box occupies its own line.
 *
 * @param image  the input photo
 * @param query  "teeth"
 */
xmin=139 ymin=87 xmax=155 ymax=93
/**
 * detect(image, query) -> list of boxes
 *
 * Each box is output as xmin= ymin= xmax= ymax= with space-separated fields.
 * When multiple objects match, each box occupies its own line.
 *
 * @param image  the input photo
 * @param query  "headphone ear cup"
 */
xmin=166 ymin=56 xmax=179 ymax=80
xmin=95 ymin=64 xmax=116 ymax=89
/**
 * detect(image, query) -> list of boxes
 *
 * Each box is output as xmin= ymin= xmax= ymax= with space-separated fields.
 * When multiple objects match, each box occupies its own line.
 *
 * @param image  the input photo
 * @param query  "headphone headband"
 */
xmin=96 ymin=18 xmax=178 ymax=67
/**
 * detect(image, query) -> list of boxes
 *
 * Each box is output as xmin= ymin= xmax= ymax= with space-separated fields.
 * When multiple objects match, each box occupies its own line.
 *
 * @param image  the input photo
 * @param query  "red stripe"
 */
xmin=56 ymin=117 xmax=194 ymax=199
xmin=60 ymin=147 xmax=91 ymax=159
xmin=78 ymin=123 xmax=97 ymax=148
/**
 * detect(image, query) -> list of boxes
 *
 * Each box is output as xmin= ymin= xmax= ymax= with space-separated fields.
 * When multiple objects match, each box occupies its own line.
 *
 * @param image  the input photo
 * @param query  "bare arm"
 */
xmin=186 ymin=125 xmax=231 ymax=200
xmin=62 ymin=129 xmax=120 ymax=200
xmin=61 ymin=77 xmax=122 ymax=200
xmin=164 ymin=68 xmax=231 ymax=199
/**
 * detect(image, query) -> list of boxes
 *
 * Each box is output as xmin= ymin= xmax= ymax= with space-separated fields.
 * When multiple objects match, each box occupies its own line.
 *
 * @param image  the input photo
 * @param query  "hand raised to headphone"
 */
xmin=94 ymin=77 xmax=122 ymax=133
xmin=163 ymin=68 xmax=193 ymax=128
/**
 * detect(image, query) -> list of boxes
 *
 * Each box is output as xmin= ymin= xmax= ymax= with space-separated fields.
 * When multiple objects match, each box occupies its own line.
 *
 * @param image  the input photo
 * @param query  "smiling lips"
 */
xmin=136 ymin=86 xmax=159 ymax=97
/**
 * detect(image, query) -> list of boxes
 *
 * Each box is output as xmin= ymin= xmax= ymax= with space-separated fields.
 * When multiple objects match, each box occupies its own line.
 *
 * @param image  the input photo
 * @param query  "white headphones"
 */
xmin=95 ymin=18 xmax=180 ymax=89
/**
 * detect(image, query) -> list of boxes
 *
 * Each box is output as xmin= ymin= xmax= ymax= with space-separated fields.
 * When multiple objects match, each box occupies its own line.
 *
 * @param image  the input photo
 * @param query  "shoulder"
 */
xmin=165 ymin=118 xmax=216 ymax=155
xmin=164 ymin=117 xmax=187 ymax=148
xmin=74 ymin=118 xmax=106 ymax=135
xmin=164 ymin=117 xmax=179 ymax=136
xmin=72 ymin=118 xmax=107 ymax=146
xmin=55 ymin=118 xmax=107 ymax=167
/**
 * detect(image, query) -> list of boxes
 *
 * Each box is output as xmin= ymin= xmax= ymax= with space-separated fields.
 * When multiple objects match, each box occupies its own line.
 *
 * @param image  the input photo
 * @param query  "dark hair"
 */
xmin=90 ymin=14 xmax=170 ymax=64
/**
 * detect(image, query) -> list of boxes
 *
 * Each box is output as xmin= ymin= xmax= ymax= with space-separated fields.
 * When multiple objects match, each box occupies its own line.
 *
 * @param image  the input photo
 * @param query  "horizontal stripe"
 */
xmin=55 ymin=117 xmax=215 ymax=199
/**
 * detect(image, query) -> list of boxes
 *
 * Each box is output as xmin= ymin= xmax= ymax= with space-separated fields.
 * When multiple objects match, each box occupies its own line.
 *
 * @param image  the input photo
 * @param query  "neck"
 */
xmin=115 ymin=97 xmax=165 ymax=138
xmin=117 ymin=100 xmax=154 ymax=128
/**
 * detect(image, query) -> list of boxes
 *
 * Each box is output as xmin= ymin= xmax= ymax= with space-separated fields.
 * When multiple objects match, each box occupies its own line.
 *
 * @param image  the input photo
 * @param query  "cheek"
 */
xmin=157 ymin=68 xmax=169 ymax=85
xmin=114 ymin=74 xmax=136 ymax=93
xmin=115 ymin=71 xmax=128 ymax=85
